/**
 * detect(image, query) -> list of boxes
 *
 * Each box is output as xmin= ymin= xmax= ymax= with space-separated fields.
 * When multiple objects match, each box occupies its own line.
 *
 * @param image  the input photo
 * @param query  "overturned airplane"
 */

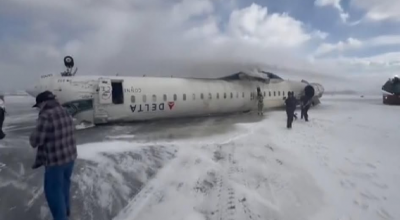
xmin=26 ymin=56 xmax=325 ymax=126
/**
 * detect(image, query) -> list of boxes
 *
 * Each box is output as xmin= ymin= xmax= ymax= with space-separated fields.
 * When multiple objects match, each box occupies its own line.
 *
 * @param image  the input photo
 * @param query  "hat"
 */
xmin=32 ymin=91 xmax=56 ymax=108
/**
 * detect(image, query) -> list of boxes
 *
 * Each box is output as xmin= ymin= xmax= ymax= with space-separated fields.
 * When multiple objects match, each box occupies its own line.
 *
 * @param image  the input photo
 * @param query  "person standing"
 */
xmin=256 ymin=87 xmax=264 ymax=115
xmin=285 ymin=92 xmax=297 ymax=128
xmin=300 ymin=95 xmax=311 ymax=122
xmin=0 ymin=95 xmax=5 ymax=139
xmin=29 ymin=91 xmax=77 ymax=220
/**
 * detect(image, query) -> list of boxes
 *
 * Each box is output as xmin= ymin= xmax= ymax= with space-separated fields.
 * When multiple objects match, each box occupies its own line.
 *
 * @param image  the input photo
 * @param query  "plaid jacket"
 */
xmin=29 ymin=100 xmax=77 ymax=169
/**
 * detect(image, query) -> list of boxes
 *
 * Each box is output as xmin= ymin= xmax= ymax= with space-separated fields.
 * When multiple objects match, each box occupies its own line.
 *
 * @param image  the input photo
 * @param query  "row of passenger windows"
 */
xmin=131 ymin=91 xmax=293 ymax=103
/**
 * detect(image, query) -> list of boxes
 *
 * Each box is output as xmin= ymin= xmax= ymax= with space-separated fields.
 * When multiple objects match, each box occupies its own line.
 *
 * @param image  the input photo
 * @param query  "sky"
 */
xmin=0 ymin=0 xmax=399 ymax=93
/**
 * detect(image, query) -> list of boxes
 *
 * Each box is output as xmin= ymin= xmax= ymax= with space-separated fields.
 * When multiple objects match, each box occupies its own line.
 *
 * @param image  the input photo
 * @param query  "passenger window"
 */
xmin=224 ymin=93 xmax=227 ymax=99
xmin=131 ymin=95 xmax=135 ymax=103
xmin=192 ymin=93 xmax=196 ymax=100
xmin=152 ymin=94 xmax=157 ymax=102
xmin=230 ymin=92 xmax=233 ymax=98
xmin=173 ymin=94 xmax=177 ymax=101
xmin=201 ymin=93 xmax=204 ymax=99
xmin=283 ymin=91 xmax=285 ymax=96
xmin=242 ymin=92 xmax=245 ymax=98
xmin=263 ymin=91 xmax=266 ymax=96
xmin=142 ymin=95 xmax=147 ymax=102
xmin=278 ymin=91 xmax=281 ymax=96
xmin=208 ymin=93 xmax=212 ymax=99
xmin=269 ymin=91 xmax=271 ymax=97
xmin=273 ymin=91 xmax=276 ymax=96
xmin=163 ymin=94 xmax=167 ymax=101
xmin=183 ymin=94 xmax=186 ymax=101
xmin=217 ymin=93 xmax=219 ymax=99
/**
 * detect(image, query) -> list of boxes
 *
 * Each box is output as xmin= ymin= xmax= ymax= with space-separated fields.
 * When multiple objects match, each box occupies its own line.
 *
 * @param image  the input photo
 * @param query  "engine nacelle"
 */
xmin=301 ymin=82 xmax=324 ymax=106
xmin=304 ymin=85 xmax=315 ymax=98
xmin=310 ymin=83 xmax=324 ymax=98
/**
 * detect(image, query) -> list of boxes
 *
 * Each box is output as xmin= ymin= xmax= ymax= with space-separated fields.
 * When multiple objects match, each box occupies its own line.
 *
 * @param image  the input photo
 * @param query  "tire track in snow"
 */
xmin=228 ymin=146 xmax=262 ymax=220
xmin=112 ymin=155 xmax=185 ymax=220
xmin=212 ymin=143 xmax=262 ymax=220
xmin=115 ymin=126 xmax=256 ymax=220
xmin=112 ymin=176 xmax=166 ymax=220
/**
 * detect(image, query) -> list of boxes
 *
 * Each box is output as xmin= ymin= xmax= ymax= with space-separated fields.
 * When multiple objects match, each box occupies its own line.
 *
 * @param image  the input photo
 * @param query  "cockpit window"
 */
xmin=62 ymin=99 xmax=93 ymax=116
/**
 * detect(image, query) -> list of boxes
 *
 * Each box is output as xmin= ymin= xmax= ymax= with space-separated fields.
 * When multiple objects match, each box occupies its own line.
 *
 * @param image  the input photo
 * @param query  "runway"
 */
xmin=1 ymin=94 xmax=399 ymax=220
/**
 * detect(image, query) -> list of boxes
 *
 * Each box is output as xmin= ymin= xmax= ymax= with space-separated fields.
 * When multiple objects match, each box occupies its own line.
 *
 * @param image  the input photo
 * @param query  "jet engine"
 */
xmin=300 ymin=80 xmax=324 ymax=106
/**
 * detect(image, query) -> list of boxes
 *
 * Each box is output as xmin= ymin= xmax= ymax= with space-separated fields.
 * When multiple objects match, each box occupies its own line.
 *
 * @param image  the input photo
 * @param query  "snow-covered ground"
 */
xmin=71 ymin=95 xmax=400 ymax=220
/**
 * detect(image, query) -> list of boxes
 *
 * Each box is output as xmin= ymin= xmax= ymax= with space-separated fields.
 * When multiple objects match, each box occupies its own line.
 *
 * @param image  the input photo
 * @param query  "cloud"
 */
xmin=227 ymin=3 xmax=312 ymax=47
xmin=335 ymin=52 xmax=400 ymax=69
xmin=350 ymin=0 xmax=400 ymax=22
xmin=314 ymin=38 xmax=363 ymax=56
xmin=314 ymin=35 xmax=400 ymax=56
xmin=311 ymin=30 xmax=329 ymax=40
xmin=0 ymin=0 xmax=334 ymax=92
xmin=314 ymin=0 xmax=350 ymax=22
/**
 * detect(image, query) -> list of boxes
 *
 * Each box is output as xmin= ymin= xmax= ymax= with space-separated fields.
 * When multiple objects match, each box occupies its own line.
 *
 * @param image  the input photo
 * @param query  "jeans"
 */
xmin=44 ymin=160 xmax=75 ymax=220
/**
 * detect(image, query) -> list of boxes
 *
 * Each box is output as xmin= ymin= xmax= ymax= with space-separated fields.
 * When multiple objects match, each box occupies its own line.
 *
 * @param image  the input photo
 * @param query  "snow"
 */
xmin=76 ymin=95 xmax=400 ymax=220
xmin=107 ymin=135 xmax=136 ymax=140
xmin=75 ymin=122 xmax=95 ymax=130
xmin=2 ymin=95 xmax=34 ymax=104
xmin=75 ymin=141 xmax=177 ymax=216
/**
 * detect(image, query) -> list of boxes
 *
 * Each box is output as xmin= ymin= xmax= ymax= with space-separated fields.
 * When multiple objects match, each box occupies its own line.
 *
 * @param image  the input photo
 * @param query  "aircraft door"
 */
xmin=92 ymin=78 xmax=112 ymax=124
xmin=98 ymin=78 xmax=113 ymax=105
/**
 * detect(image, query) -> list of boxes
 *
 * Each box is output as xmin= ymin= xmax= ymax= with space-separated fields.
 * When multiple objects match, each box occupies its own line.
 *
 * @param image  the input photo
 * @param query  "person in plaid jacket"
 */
xmin=29 ymin=90 xmax=77 ymax=220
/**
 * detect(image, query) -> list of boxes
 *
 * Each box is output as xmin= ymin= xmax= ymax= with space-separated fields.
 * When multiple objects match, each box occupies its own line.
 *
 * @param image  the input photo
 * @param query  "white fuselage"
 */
xmin=26 ymin=73 xmax=322 ymax=125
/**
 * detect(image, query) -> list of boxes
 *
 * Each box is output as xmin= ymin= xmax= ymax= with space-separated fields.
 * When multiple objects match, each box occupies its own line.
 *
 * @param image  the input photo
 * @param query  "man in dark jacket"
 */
xmin=29 ymin=91 xmax=77 ymax=220
xmin=300 ymin=95 xmax=311 ymax=121
xmin=285 ymin=92 xmax=297 ymax=128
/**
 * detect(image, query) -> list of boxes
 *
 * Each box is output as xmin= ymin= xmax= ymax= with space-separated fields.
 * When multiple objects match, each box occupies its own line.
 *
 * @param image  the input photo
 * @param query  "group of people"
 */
xmin=255 ymin=88 xmax=311 ymax=129
xmin=1 ymin=91 xmax=77 ymax=220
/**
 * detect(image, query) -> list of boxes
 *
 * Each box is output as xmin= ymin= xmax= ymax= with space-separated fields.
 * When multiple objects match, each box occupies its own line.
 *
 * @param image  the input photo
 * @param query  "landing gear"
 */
xmin=60 ymin=56 xmax=78 ymax=77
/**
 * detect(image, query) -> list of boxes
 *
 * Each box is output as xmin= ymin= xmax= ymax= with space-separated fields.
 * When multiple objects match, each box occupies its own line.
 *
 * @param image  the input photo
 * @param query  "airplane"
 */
xmin=382 ymin=75 xmax=400 ymax=105
xmin=25 ymin=56 xmax=325 ymax=126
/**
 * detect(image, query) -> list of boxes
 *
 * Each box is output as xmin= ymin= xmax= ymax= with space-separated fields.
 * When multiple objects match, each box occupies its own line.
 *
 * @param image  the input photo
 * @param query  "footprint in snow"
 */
xmin=372 ymin=181 xmax=388 ymax=189
xmin=376 ymin=208 xmax=393 ymax=220
xmin=360 ymin=190 xmax=380 ymax=201
xmin=366 ymin=163 xmax=377 ymax=169
xmin=354 ymin=200 xmax=369 ymax=210
xmin=340 ymin=179 xmax=356 ymax=189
